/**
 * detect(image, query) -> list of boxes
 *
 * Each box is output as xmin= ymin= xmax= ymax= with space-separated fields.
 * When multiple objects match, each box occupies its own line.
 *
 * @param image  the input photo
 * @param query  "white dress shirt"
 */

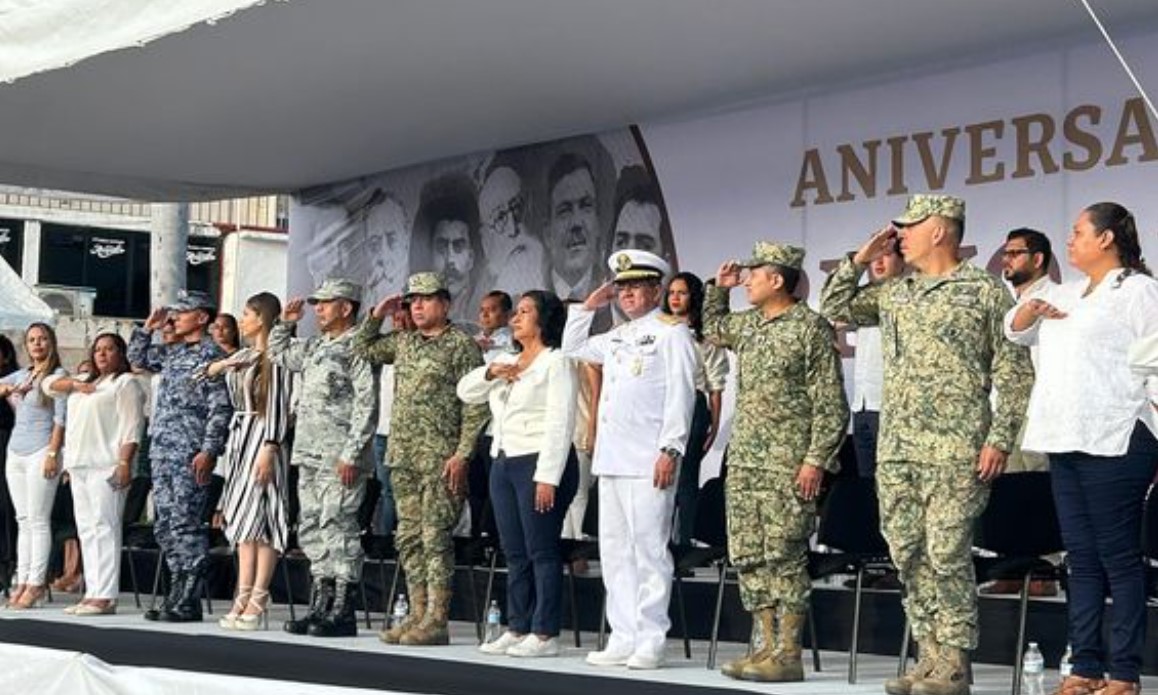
xmin=456 ymin=348 xmax=577 ymax=486
xmin=1005 ymin=268 xmax=1158 ymax=455
xmin=562 ymin=305 xmax=697 ymax=477
xmin=850 ymin=327 xmax=883 ymax=411
xmin=376 ymin=366 xmax=394 ymax=436
xmin=43 ymin=373 xmax=145 ymax=469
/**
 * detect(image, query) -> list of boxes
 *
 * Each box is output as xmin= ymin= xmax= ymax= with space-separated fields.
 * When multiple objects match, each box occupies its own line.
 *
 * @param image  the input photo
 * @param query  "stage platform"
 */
xmin=4 ymin=591 xmax=1156 ymax=695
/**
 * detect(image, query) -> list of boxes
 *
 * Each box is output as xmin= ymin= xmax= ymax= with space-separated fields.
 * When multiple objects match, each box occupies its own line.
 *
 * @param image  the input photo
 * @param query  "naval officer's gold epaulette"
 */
xmin=656 ymin=313 xmax=682 ymax=326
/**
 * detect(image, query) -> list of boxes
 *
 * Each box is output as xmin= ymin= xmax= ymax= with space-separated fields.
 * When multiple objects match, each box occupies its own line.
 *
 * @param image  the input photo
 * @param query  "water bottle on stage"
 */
xmin=485 ymin=600 xmax=502 ymax=643
xmin=390 ymin=594 xmax=409 ymax=631
xmin=1022 ymin=642 xmax=1045 ymax=695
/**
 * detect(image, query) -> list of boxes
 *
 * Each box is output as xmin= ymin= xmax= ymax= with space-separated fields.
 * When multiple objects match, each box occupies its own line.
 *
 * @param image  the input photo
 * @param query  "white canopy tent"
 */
xmin=0 ymin=0 xmax=1156 ymax=200
xmin=0 ymin=257 xmax=54 ymax=331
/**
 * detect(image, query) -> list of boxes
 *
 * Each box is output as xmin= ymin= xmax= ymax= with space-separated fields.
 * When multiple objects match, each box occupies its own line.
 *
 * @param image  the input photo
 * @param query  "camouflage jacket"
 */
xmin=703 ymin=286 xmax=848 ymax=472
xmin=128 ymin=329 xmax=232 ymax=460
xmin=268 ymin=322 xmax=377 ymax=470
xmin=819 ymin=256 xmax=1032 ymax=465
xmin=354 ymin=317 xmax=488 ymax=471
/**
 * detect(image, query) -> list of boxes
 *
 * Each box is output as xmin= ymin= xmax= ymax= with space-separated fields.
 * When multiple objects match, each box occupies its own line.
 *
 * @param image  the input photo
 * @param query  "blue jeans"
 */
xmin=372 ymin=435 xmax=397 ymax=536
xmin=1050 ymin=423 xmax=1158 ymax=683
xmin=490 ymin=449 xmax=578 ymax=637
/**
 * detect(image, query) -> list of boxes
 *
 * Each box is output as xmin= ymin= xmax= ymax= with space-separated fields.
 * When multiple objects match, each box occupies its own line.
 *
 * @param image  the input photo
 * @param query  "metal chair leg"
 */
xmin=898 ymin=616 xmax=912 ymax=678
xmin=567 ymin=569 xmax=581 ymax=648
xmin=1012 ymin=572 xmax=1032 ymax=695
xmin=807 ymin=597 xmax=822 ymax=672
xmin=280 ymin=557 xmax=296 ymax=622
xmin=850 ymin=565 xmax=865 ymax=684
xmin=149 ymin=551 xmax=166 ymax=611
xmin=707 ymin=562 xmax=728 ymax=670
xmin=124 ymin=547 xmax=142 ymax=608
xmin=674 ymin=575 xmax=692 ymax=659
xmin=597 ymin=587 xmax=608 ymax=650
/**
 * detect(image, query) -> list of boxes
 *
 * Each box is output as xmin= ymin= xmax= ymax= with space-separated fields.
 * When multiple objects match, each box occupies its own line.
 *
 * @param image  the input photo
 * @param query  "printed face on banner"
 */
xmin=547 ymin=165 xmax=600 ymax=287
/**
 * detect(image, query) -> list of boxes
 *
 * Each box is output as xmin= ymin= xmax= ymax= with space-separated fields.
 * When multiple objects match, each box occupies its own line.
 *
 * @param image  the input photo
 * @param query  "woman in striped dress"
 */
xmin=209 ymin=292 xmax=292 ymax=630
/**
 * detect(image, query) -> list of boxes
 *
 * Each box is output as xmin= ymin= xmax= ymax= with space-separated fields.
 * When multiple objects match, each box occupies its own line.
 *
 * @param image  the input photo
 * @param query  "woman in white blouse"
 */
xmin=1005 ymin=202 xmax=1158 ymax=695
xmin=44 ymin=333 xmax=145 ymax=615
xmin=457 ymin=290 xmax=579 ymax=658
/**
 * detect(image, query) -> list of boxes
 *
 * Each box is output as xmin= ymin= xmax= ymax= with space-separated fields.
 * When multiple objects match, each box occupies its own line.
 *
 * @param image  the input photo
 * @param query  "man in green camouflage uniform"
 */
xmin=269 ymin=278 xmax=378 ymax=638
xmin=820 ymin=195 xmax=1033 ymax=695
xmin=704 ymin=242 xmax=848 ymax=683
xmin=355 ymin=272 xmax=488 ymax=646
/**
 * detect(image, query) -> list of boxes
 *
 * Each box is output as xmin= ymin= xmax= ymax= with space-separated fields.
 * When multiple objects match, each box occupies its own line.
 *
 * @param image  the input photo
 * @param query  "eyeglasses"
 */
xmin=1001 ymin=249 xmax=1033 ymax=258
xmin=484 ymin=196 xmax=525 ymax=238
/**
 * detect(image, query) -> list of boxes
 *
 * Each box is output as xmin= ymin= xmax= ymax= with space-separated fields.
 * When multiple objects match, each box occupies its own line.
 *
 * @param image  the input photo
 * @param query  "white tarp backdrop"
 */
xmin=0 ymin=0 xmax=265 ymax=84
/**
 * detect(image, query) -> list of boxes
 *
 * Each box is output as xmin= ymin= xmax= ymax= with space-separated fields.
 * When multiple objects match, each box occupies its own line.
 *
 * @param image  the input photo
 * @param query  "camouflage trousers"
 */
xmin=725 ymin=467 xmax=815 ymax=613
xmin=152 ymin=455 xmax=209 ymax=573
xmin=877 ymin=460 xmax=989 ymax=649
xmin=392 ymin=465 xmax=464 ymax=592
xmin=297 ymin=465 xmax=366 ymax=582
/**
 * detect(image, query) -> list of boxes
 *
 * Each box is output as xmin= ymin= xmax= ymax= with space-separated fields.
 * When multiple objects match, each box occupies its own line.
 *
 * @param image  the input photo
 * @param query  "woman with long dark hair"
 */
xmin=1007 ymin=202 xmax=1158 ymax=695
xmin=44 ymin=334 xmax=145 ymax=615
xmin=457 ymin=290 xmax=579 ymax=658
xmin=209 ymin=293 xmax=292 ymax=630
xmin=662 ymin=271 xmax=728 ymax=545
xmin=0 ymin=323 xmax=66 ymax=609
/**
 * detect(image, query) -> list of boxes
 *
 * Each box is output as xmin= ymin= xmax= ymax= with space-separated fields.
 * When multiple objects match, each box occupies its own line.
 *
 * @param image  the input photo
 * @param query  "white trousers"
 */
xmin=598 ymin=475 xmax=676 ymax=659
xmin=5 ymin=446 xmax=60 ymax=586
xmin=70 ymin=467 xmax=127 ymax=600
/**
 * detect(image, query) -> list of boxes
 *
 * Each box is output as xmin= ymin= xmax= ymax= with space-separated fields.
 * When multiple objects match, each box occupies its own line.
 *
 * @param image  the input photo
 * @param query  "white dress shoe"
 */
xmin=585 ymin=646 xmax=633 ymax=666
xmin=626 ymin=652 xmax=665 ymax=670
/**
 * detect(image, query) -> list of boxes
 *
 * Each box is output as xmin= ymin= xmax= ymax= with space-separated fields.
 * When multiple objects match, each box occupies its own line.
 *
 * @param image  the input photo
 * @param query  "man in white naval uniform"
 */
xmin=562 ymin=249 xmax=697 ymax=670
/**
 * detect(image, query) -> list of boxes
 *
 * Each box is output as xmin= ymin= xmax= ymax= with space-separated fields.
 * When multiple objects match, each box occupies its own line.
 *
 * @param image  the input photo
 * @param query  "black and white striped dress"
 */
xmin=220 ymin=348 xmax=292 ymax=551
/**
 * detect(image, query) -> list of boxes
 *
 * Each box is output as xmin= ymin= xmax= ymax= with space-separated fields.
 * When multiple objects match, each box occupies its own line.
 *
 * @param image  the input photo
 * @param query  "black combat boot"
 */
xmin=284 ymin=577 xmax=334 ymax=635
xmin=161 ymin=566 xmax=204 ymax=622
xmin=144 ymin=568 xmax=186 ymax=621
xmin=308 ymin=580 xmax=358 ymax=638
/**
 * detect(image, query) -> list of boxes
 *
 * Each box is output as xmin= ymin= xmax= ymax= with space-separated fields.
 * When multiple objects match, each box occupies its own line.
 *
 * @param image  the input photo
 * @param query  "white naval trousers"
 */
xmin=5 ymin=446 xmax=60 ymax=586
xmin=597 ymin=474 xmax=677 ymax=659
xmin=69 ymin=467 xmax=128 ymax=600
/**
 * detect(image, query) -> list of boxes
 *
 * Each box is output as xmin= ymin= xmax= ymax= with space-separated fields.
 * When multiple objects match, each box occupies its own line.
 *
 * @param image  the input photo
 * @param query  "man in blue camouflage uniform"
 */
xmin=129 ymin=290 xmax=232 ymax=622
xmin=270 ymin=278 xmax=377 ymax=638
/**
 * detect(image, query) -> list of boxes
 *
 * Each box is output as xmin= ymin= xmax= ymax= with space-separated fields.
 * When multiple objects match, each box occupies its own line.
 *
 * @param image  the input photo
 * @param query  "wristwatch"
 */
xmin=660 ymin=447 xmax=682 ymax=462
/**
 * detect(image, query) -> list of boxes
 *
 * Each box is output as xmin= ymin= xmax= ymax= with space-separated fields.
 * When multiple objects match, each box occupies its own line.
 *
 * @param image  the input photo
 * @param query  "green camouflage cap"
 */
xmin=738 ymin=241 xmax=805 ymax=270
xmin=403 ymin=271 xmax=448 ymax=298
xmin=892 ymin=194 xmax=965 ymax=226
xmin=307 ymin=278 xmax=362 ymax=304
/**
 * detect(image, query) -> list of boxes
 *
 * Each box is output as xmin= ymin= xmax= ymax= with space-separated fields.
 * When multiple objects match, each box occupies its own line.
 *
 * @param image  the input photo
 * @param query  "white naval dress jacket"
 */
xmin=562 ymin=305 xmax=697 ymax=477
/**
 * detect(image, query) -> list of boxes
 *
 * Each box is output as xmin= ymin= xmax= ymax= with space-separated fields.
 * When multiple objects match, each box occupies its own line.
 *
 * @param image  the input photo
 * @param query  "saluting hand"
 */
xmin=144 ymin=307 xmax=168 ymax=331
xmin=853 ymin=226 xmax=899 ymax=266
xmin=715 ymin=261 xmax=742 ymax=289
xmin=283 ymin=298 xmax=305 ymax=322
xmin=582 ymin=281 xmax=616 ymax=312
xmin=371 ymin=293 xmax=404 ymax=320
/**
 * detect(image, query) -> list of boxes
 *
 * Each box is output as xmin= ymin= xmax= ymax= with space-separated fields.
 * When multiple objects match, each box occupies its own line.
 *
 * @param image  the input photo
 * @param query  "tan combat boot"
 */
xmin=741 ymin=609 xmax=805 ymax=682
xmin=911 ymin=646 xmax=970 ymax=695
xmin=885 ymin=637 xmax=939 ymax=695
xmin=400 ymin=587 xmax=451 ymax=646
xmin=378 ymin=585 xmax=426 ymax=644
xmin=721 ymin=607 xmax=774 ymax=679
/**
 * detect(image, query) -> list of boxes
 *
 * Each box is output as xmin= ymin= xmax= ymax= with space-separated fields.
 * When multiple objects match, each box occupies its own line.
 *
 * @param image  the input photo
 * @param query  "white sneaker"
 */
xmin=479 ymin=631 xmax=524 ymax=655
xmin=507 ymin=635 xmax=560 ymax=658
xmin=626 ymin=652 xmax=665 ymax=670
xmin=585 ymin=645 xmax=633 ymax=666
